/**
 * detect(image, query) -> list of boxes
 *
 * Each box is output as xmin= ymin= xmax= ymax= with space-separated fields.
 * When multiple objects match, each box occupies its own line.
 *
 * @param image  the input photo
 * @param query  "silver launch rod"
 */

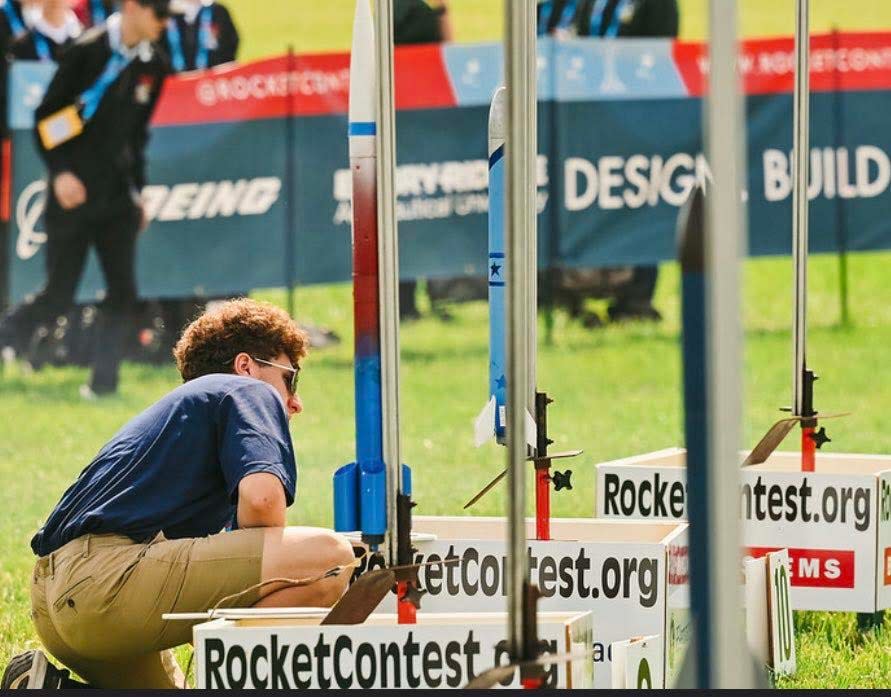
xmin=374 ymin=0 xmax=403 ymax=567
xmin=703 ymin=0 xmax=755 ymax=687
xmin=504 ymin=0 xmax=536 ymax=659
xmin=792 ymin=0 xmax=810 ymax=416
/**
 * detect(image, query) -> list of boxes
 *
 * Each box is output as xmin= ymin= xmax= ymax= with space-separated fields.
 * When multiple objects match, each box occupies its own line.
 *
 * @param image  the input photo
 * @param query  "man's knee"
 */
xmin=267 ymin=528 xmax=355 ymax=580
xmin=264 ymin=529 xmax=352 ymax=607
xmin=322 ymin=531 xmax=357 ymax=569
xmin=299 ymin=531 xmax=354 ymax=605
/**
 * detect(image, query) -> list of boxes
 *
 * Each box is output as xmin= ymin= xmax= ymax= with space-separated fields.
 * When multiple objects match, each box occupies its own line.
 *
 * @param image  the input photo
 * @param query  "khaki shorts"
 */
xmin=30 ymin=529 xmax=265 ymax=689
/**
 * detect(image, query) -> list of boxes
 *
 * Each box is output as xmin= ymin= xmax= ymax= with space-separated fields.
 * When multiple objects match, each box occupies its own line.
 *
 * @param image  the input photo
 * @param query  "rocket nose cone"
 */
xmin=488 ymin=86 xmax=507 ymax=154
xmin=349 ymin=0 xmax=376 ymax=126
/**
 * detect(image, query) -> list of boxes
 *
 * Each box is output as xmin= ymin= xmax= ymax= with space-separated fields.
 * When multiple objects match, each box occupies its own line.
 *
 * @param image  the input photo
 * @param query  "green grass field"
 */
xmin=2 ymin=0 xmax=891 ymax=689
xmin=3 ymin=251 xmax=891 ymax=687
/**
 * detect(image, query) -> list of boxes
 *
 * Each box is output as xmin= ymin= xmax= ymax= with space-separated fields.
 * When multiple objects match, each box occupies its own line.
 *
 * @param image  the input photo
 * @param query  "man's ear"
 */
xmin=232 ymin=352 xmax=252 ymax=377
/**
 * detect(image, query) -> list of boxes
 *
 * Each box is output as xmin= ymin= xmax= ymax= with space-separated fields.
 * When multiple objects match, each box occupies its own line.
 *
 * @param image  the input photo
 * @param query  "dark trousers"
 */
xmin=399 ymin=279 xmax=418 ymax=318
xmin=0 ymin=194 xmax=140 ymax=393
xmin=612 ymin=265 xmax=658 ymax=309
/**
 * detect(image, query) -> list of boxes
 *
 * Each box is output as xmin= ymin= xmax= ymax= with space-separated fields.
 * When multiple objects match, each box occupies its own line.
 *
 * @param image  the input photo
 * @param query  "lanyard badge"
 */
xmin=37 ymin=106 xmax=84 ymax=151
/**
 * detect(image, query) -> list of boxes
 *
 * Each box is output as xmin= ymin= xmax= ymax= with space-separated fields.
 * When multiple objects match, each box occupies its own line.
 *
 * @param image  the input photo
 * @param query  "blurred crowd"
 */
xmin=0 ymin=0 xmax=237 ymax=69
xmin=0 ymin=0 xmax=239 ymax=396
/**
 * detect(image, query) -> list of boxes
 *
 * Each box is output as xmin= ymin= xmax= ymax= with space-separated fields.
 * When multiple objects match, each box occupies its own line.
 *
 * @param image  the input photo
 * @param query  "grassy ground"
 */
xmin=2 ymin=251 xmax=891 ymax=686
xmin=2 ymin=0 xmax=890 ymax=689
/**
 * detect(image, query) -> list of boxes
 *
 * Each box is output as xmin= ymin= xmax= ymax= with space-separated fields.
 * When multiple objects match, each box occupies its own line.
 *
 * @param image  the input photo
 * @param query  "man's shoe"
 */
xmin=399 ymin=308 xmax=422 ymax=323
xmin=1 ymin=650 xmax=69 ymax=689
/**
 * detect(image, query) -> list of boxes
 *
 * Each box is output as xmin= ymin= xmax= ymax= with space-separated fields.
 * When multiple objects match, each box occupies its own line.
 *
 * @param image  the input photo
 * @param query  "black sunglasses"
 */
xmin=252 ymin=356 xmax=300 ymax=396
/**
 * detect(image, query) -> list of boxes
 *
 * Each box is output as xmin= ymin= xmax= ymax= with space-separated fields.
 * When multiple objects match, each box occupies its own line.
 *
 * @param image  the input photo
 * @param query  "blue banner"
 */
xmin=6 ymin=36 xmax=891 ymax=303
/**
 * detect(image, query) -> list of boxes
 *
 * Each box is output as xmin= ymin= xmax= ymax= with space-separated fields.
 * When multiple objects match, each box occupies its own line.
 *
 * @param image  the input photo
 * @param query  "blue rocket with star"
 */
xmin=475 ymin=86 xmax=509 ymax=447
xmin=473 ymin=87 xmax=539 ymax=449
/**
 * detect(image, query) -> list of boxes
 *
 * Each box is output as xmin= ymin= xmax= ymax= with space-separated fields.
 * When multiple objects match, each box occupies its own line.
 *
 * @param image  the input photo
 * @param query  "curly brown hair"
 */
xmin=173 ymin=298 xmax=309 ymax=382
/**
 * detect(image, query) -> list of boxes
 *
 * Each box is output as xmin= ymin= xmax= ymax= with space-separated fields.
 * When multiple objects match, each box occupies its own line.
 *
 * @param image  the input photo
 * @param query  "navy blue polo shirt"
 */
xmin=31 ymin=374 xmax=297 ymax=557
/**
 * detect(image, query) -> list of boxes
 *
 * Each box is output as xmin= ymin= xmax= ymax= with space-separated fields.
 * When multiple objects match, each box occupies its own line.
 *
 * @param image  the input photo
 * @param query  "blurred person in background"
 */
xmin=537 ymin=0 xmax=679 ymax=326
xmin=1 ymin=0 xmax=36 ymax=46
xmin=8 ymin=0 xmax=81 ymax=61
xmin=576 ymin=0 xmax=678 ymax=38
xmin=0 ymin=0 xmax=41 ymax=315
xmin=162 ymin=0 xmax=237 ymax=73
xmin=576 ymin=0 xmax=678 ymax=323
xmin=71 ymin=0 xmax=117 ymax=28
xmin=1 ymin=0 xmax=82 ymax=351
xmin=537 ymin=0 xmax=580 ymax=37
xmin=395 ymin=0 xmax=451 ymax=44
xmin=0 ymin=0 xmax=171 ymax=396
xmin=394 ymin=0 xmax=456 ymax=322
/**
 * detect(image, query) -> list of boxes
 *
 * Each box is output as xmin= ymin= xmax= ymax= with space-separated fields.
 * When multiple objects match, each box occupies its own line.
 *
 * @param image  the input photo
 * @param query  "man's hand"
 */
xmin=53 ymin=172 xmax=87 ymax=210
xmin=237 ymin=472 xmax=287 ymax=528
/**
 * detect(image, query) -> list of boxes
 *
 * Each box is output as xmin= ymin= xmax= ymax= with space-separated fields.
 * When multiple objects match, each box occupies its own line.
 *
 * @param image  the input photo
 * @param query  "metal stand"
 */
xmin=533 ymin=392 xmax=573 ymax=542
xmin=504 ymin=0 xmax=539 ymax=678
xmin=790 ymin=0 xmax=827 ymax=473
xmin=283 ymin=46 xmax=297 ymax=319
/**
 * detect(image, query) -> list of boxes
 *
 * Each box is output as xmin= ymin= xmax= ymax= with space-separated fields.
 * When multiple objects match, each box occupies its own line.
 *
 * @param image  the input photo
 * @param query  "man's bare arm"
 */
xmin=237 ymin=472 xmax=287 ymax=528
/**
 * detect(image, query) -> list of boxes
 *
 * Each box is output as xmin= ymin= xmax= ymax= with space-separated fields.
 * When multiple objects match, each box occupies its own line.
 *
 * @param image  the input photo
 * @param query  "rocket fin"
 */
xmin=475 ymin=400 xmax=538 ymax=450
xmin=474 ymin=396 xmax=497 ymax=448
xmin=525 ymin=409 xmax=537 ymax=449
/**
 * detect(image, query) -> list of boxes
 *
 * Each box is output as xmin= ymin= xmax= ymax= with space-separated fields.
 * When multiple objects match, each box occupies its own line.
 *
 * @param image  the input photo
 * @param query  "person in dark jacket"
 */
xmin=162 ymin=0 xmax=237 ymax=73
xmin=0 ymin=0 xmax=171 ymax=395
xmin=578 ymin=0 xmax=679 ymax=322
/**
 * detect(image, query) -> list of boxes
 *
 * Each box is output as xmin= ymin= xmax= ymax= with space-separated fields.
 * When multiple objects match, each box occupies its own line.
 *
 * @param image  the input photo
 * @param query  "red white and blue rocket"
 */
xmin=333 ymin=0 xmax=403 ymax=549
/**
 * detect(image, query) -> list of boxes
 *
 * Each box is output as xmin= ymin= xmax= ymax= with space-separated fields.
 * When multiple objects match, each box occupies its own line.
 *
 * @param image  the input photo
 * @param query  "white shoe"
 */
xmin=1 ymin=650 xmax=69 ymax=688
xmin=79 ymin=384 xmax=98 ymax=401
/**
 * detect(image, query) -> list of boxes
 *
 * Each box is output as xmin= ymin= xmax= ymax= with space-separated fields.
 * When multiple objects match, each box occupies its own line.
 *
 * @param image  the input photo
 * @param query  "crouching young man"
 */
xmin=1 ymin=299 xmax=356 ymax=689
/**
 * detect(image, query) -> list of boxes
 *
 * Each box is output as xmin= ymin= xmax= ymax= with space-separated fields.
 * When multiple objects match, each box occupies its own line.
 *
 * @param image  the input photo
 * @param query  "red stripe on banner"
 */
xmin=152 ymin=45 xmax=456 ymax=127
xmin=152 ymin=53 xmax=350 ymax=126
xmin=747 ymin=546 xmax=855 ymax=589
xmin=0 ymin=138 xmax=11 ymax=223
xmin=884 ymin=547 xmax=891 ymax=586
xmin=394 ymin=44 xmax=457 ymax=110
xmin=674 ymin=31 xmax=891 ymax=97
xmin=153 ymin=31 xmax=891 ymax=125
